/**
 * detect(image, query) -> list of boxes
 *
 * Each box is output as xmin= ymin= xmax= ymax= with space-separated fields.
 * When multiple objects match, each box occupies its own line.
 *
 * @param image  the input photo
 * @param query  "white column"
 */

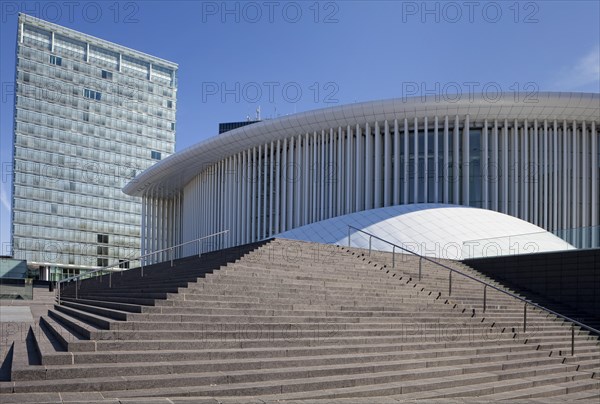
xmin=275 ymin=140 xmax=281 ymax=234
xmin=257 ymin=145 xmax=262 ymax=239
xmin=141 ymin=196 xmax=147 ymax=255
xmin=482 ymin=120 xmax=489 ymax=209
xmin=235 ymin=154 xmax=241 ymax=244
xmin=241 ymin=157 xmax=246 ymax=243
xmin=355 ymin=124 xmax=364 ymax=212
xmin=322 ymin=130 xmax=327 ymax=219
xmin=295 ymin=135 xmax=302 ymax=227
xmin=281 ymin=138 xmax=288 ymax=232
xmin=581 ymin=121 xmax=588 ymax=245
xmin=290 ymin=135 xmax=296 ymax=228
xmin=404 ymin=118 xmax=410 ymax=204
xmin=522 ymin=122 xmax=528 ymax=221
xmin=337 ymin=128 xmax=344 ymax=215
xmin=384 ymin=120 xmax=392 ymax=206
xmin=462 ymin=115 xmax=470 ymax=206
xmin=573 ymin=121 xmax=579 ymax=233
xmin=533 ymin=120 xmax=539 ymax=225
xmin=562 ymin=120 xmax=569 ymax=230
xmin=413 ymin=117 xmax=419 ymax=203
xmin=591 ymin=122 xmax=598 ymax=246
xmin=374 ymin=121 xmax=383 ymax=208
xmin=553 ymin=120 xmax=558 ymax=231
xmin=433 ymin=116 xmax=439 ymax=204
xmin=502 ymin=121 xmax=509 ymax=214
xmin=262 ymin=144 xmax=268 ymax=238
xmin=305 ymin=133 xmax=311 ymax=225
xmin=294 ymin=135 xmax=301 ymax=227
xmin=443 ymin=116 xmax=449 ymax=203
xmin=230 ymin=153 xmax=242 ymax=245
xmin=346 ymin=126 xmax=353 ymax=214
xmin=365 ymin=123 xmax=373 ymax=209
xmin=423 ymin=117 xmax=429 ymax=203
xmin=453 ymin=116 xmax=460 ymax=205
xmin=492 ymin=120 xmax=499 ymax=212
xmin=543 ymin=120 xmax=548 ymax=229
xmin=251 ymin=147 xmax=257 ymax=241
xmin=269 ymin=141 xmax=274 ymax=237
xmin=328 ymin=129 xmax=335 ymax=218
xmin=313 ymin=132 xmax=319 ymax=221
xmin=393 ymin=119 xmax=401 ymax=205
xmin=511 ymin=121 xmax=519 ymax=217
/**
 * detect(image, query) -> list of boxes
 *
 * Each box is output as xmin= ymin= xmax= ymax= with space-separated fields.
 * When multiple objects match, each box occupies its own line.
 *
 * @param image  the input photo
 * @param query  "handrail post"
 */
xmin=170 ymin=247 xmax=174 ymax=267
xmin=109 ymin=271 xmax=112 ymax=288
xmin=198 ymin=239 xmax=201 ymax=258
xmin=75 ymin=278 xmax=78 ymax=300
xmin=341 ymin=227 xmax=599 ymax=350
xmin=571 ymin=324 xmax=575 ymax=356
xmin=392 ymin=245 xmax=395 ymax=268
xmin=483 ymin=284 xmax=487 ymax=313
xmin=57 ymin=281 xmax=61 ymax=305
xmin=348 ymin=227 xmax=351 ymax=247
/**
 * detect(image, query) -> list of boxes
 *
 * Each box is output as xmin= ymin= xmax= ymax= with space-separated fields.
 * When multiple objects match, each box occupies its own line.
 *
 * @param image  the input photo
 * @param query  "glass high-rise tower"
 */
xmin=11 ymin=14 xmax=178 ymax=280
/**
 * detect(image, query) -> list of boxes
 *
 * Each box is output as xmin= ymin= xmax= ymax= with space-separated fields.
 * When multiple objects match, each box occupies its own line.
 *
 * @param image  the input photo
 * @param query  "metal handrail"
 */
xmin=347 ymin=225 xmax=599 ymax=355
xmin=57 ymin=230 xmax=229 ymax=303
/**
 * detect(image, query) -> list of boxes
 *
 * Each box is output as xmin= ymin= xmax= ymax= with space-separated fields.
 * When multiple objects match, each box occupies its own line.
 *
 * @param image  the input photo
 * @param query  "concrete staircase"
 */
xmin=0 ymin=238 xmax=598 ymax=402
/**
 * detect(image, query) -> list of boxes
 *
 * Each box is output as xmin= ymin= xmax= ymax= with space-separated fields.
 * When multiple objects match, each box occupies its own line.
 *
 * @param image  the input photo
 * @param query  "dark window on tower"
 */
xmin=84 ymin=88 xmax=102 ymax=101
xmin=151 ymin=150 xmax=161 ymax=160
xmin=97 ymin=258 xmax=109 ymax=267
xmin=167 ymin=100 xmax=173 ymax=108
xmin=49 ymin=55 xmax=62 ymax=66
xmin=97 ymin=234 xmax=109 ymax=244
xmin=97 ymin=246 xmax=109 ymax=255
xmin=101 ymin=70 xmax=113 ymax=80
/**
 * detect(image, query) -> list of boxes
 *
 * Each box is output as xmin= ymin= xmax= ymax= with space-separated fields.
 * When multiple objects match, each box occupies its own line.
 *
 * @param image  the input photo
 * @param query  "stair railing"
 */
xmin=57 ymin=230 xmax=229 ymax=305
xmin=347 ymin=225 xmax=599 ymax=355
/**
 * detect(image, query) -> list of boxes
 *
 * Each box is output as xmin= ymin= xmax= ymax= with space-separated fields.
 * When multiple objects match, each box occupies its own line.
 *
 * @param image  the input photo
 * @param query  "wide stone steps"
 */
xmin=29 ymin=343 xmax=570 ymax=373
xmin=13 ymin=346 xmax=572 ymax=382
xmin=1 ymin=238 xmax=598 ymax=402
xmin=79 ymin=368 xmax=593 ymax=399
xmin=3 ymin=358 xmax=592 ymax=397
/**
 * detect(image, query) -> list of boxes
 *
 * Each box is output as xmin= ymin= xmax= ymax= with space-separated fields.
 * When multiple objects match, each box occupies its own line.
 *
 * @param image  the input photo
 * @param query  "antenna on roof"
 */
xmin=256 ymin=106 xmax=261 ymax=121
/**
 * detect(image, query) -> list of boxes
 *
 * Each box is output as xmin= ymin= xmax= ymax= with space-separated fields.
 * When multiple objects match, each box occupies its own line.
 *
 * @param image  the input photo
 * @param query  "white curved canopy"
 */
xmin=275 ymin=204 xmax=574 ymax=259
xmin=123 ymin=92 xmax=599 ymax=197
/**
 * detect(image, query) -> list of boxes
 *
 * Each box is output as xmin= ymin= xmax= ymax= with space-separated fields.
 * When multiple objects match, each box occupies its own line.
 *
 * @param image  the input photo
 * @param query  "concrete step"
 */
xmin=1 ymin=237 xmax=597 ymax=401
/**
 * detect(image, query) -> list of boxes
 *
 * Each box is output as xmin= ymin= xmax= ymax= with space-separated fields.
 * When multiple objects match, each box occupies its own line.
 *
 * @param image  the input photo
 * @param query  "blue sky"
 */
xmin=1 ymin=0 xmax=599 ymax=251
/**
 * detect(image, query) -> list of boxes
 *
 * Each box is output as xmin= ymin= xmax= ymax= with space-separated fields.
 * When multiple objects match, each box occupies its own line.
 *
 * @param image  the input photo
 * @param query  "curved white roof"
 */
xmin=124 ymin=92 xmax=599 ymax=197
xmin=275 ymin=204 xmax=574 ymax=259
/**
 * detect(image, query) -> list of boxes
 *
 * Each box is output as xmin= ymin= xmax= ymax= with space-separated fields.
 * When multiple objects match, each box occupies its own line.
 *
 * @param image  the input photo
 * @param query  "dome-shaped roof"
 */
xmin=275 ymin=204 xmax=574 ymax=259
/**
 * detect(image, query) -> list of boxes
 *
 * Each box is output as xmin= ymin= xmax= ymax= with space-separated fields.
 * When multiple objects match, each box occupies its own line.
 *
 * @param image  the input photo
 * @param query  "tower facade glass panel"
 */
xmin=11 ymin=14 xmax=178 ymax=279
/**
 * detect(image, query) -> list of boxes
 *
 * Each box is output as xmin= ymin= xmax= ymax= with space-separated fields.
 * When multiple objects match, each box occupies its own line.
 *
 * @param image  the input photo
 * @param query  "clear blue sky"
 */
xmin=1 ymin=0 xmax=599 ymax=251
